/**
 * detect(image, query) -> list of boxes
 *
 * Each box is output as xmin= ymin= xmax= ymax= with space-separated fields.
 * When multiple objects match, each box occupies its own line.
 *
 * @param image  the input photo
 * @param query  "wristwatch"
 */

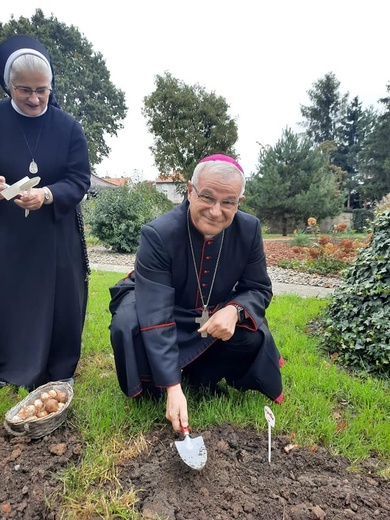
xmin=232 ymin=304 xmax=246 ymax=323
xmin=43 ymin=187 xmax=50 ymax=204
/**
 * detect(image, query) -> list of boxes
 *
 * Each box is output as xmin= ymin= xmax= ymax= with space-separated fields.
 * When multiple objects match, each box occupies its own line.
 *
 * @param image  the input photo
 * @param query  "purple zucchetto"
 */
xmin=199 ymin=154 xmax=244 ymax=174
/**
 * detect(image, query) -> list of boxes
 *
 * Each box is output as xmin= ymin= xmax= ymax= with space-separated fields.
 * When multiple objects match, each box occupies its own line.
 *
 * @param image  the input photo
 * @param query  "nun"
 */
xmin=0 ymin=34 xmax=91 ymax=389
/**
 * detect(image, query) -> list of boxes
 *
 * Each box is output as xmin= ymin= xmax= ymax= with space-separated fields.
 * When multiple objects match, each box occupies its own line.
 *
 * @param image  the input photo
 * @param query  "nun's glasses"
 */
xmin=11 ymin=84 xmax=52 ymax=97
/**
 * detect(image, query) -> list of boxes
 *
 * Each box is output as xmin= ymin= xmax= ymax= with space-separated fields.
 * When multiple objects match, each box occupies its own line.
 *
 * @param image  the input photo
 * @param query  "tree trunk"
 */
xmin=282 ymin=217 xmax=288 ymax=236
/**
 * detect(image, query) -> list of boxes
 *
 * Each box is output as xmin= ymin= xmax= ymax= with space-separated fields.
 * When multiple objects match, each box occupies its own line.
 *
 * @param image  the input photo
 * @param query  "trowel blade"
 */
xmin=174 ymin=427 xmax=207 ymax=470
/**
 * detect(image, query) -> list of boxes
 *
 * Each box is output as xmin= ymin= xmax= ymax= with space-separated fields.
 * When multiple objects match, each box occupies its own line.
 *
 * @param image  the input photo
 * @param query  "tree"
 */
xmin=299 ymin=72 xmax=387 ymax=207
xmin=142 ymin=71 xmax=238 ymax=182
xmin=358 ymin=85 xmax=390 ymax=204
xmin=300 ymin=72 xmax=348 ymax=144
xmin=243 ymin=128 xmax=343 ymax=235
xmin=0 ymin=10 xmax=127 ymax=168
xmin=334 ymin=97 xmax=377 ymax=208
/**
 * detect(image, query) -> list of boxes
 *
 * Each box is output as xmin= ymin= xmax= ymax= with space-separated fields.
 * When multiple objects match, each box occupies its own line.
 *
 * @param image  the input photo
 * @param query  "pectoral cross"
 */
xmin=195 ymin=307 xmax=209 ymax=338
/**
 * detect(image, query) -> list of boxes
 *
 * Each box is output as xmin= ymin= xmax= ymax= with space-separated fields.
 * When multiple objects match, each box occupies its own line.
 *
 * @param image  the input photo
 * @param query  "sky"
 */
xmin=2 ymin=1 xmax=389 ymax=181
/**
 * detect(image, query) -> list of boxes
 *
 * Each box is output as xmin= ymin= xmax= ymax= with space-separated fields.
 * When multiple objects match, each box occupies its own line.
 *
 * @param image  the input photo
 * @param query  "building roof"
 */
xmin=155 ymin=174 xmax=186 ymax=183
xmin=103 ymin=177 xmax=128 ymax=186
xmin=90 ymin=173 xmax=118 ymax=188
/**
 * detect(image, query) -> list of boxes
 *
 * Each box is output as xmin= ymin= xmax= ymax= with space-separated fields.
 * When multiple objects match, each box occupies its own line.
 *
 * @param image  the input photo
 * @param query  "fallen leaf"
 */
xmin=1 ymin=503 xmax=12 ymax=514
xmin=284 ymin=443 xmax=298 ymax=454
xmin=336 ymin=419 xmax=348 ymax=432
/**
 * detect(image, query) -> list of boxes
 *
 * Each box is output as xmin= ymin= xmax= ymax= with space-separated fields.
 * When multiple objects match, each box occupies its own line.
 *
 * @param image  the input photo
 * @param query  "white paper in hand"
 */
xmin=1 ymin=176 xmax=41 ymax=200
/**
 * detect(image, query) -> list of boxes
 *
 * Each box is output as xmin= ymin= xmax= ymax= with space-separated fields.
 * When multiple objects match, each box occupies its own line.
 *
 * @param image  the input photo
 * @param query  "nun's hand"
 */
xmin=0 ymin=176 xmax=9 ymax=200
xmin=14 ymin=187 xmax=46 ymax=211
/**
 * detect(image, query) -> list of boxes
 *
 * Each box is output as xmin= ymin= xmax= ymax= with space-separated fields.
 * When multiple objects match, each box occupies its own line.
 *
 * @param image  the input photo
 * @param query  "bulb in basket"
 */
xmin=12 ymin=388 xmax=68 ymax=423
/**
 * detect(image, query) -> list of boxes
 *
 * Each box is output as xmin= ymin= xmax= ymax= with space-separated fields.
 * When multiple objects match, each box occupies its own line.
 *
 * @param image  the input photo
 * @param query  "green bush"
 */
xmin=304 ymin=257 xmax=348 ymax=275
xmin=277 ymin=257 xmax=347 ymax=275
xmin=289 ymin=229 xmax=312 ymax=247
xmin=80 ymin=197 xmax=99 ymax=244
xmin=352 ymin=208 xmax=374 ymax=232
xmin=318 ymin=209 xmax=390 ymax=376
xmin=88 ymin=183 xmax=174 ymax=253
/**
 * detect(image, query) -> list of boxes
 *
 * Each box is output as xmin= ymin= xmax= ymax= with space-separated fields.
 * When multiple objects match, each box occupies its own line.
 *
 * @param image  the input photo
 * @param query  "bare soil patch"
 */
xmin=0 ymin=426 xmax=82 ymax=519
xmin=1 ymin=421 xmax=389 ymax=519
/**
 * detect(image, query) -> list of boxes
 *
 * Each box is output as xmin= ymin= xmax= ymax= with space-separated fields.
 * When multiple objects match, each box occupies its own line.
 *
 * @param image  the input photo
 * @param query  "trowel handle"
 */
xmin=180 ymin=424 xmax=190 ymax=436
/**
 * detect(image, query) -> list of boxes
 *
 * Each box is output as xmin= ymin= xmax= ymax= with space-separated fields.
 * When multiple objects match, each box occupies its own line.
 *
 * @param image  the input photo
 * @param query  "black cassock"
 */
xmin=0 ymin=99 xmax=90 ymax=388
xmin=109 ymin=202 xmax=283 ymax=401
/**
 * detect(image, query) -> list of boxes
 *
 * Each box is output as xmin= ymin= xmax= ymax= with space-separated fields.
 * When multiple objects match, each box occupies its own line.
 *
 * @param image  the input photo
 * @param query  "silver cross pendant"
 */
xmin=195 ymin=307 xmax=209 ymax=338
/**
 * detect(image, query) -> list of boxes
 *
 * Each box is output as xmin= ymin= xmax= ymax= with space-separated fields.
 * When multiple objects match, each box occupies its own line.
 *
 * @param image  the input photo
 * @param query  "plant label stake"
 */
xmin=264 ymin=406 xmax=275 ymax=464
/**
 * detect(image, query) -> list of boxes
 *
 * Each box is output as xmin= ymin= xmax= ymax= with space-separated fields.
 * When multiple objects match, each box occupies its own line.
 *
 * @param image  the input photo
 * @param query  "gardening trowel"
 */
xmin=174 ymin=424 xmax=207 ymax=470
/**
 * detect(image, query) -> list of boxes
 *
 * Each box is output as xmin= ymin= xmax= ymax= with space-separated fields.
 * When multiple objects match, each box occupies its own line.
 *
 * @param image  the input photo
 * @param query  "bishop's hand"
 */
xmin=166 ymin=383 xmax=188 ymax=432
xmin=197 ymin=305 xmax=238 ymax=341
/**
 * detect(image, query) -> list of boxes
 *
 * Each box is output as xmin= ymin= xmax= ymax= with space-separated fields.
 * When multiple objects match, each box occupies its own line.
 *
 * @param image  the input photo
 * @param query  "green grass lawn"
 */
xmin=1 ymin=270 xmax=389 ymax=517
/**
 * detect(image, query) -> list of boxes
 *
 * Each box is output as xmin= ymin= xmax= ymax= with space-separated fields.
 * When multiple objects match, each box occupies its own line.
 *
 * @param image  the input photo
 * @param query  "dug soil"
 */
xmin=1 ymin=421 xmax=389 ymax=519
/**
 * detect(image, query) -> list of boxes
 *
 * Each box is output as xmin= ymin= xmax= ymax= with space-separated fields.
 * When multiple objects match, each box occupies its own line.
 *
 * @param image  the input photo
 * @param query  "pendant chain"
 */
xmin=20 ymin=118 xmax=45 ymax=174
xmin=187 ymin=207 xmax=225 ymax=311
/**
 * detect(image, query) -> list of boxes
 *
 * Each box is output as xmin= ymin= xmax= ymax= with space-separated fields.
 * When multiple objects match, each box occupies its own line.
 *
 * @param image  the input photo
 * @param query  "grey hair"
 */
xmin=9 ymin=54 xmax=52 ymax=87
xmin=191 ymin=160 xmax=246 ymax=196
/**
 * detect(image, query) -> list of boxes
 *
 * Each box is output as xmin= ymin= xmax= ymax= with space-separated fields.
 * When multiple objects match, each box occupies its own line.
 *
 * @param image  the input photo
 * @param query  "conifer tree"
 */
xmin=244 ymin=128 xmax=343 ymax=235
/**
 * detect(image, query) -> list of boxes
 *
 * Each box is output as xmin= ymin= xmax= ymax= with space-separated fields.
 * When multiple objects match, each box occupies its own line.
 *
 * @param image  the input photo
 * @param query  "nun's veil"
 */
xmin=0 ymin=34 xmax=60 ymax=108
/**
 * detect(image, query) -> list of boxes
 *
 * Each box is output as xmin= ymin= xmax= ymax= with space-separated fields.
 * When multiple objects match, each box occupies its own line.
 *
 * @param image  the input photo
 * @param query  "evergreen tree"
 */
xmin=300 ymin=72 xmax=348 ymax=144
xmin=0 ymin=10 xmax=127 ymax=168
xmin=142 ymin=72 xmax=238 ymax=182
xmin=243 ymin=128 xmax=343 ymax=235
xmin=359 ymin=85 xmax=390 ymax=204
xmin=299 ymin=72 xmax=386 ymax=206
xmin=335 ymin=97 xmax=377 ymax=208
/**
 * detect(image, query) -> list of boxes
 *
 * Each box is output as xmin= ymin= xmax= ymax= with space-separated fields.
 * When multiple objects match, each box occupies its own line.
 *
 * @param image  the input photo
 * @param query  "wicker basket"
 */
xmin=3 ymin=381 xmax=73 ymax=439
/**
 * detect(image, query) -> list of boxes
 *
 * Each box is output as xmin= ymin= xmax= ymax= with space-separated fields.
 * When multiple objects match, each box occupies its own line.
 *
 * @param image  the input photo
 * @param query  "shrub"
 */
xmin=318 ymin=209 xmax=390 ymax=377
xmin=81 ymin=197 xmax=99 ymax=245
xmin=352 ymin=208 xmax=374 ymax=232
xmin=289 ymin=229 xmax=312 ymax=247
xmin=281 ymin=217 xmax=370 ymax=275
xmin=277 ymin=255 xmax=348 ymax=275
xmin=376 ymin=192 xmax=390 ymax=211
xmin=89 ymin=184 xmax=174 ymax=253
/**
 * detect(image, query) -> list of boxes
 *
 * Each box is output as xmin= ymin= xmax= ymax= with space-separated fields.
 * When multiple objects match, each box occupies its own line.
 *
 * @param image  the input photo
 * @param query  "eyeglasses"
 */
xmin=11 ymin=84 xmax=52 ymax=97
xmin=192 ymin=184 xmax=239 ymax=209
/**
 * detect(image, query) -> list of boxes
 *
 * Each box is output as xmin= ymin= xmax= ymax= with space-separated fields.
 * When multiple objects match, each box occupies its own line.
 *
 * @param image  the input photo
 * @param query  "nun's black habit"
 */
xmin=0 ymin=35 xmax=91 ymax=388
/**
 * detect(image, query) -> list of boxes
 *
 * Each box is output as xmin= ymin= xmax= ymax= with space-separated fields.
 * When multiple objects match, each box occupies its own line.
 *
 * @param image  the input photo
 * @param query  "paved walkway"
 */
xmin=271 ymin=281 xmax=333 ymax=298
xmin=89 ymin=263 xmax=334 ymax=299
